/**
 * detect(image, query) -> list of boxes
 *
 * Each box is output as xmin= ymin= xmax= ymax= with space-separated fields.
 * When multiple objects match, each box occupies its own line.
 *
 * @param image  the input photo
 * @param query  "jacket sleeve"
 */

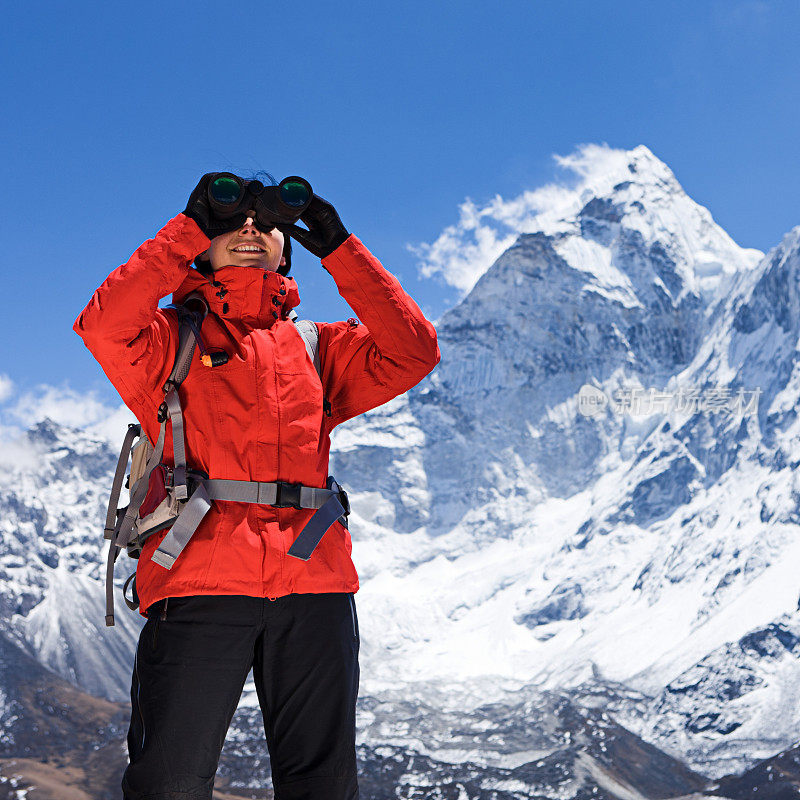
xmin=73 ymin=214 xmax=210 ymax=413
xmin=317 ymin=235 xmax=440 ymax=428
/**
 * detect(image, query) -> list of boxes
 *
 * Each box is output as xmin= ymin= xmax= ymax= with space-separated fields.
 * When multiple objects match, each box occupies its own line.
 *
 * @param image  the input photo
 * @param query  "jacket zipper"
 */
xmin=134 ymin=650 xmax=146 ymax=749
xmin=347 ymin=593 xmax=358 ymax=640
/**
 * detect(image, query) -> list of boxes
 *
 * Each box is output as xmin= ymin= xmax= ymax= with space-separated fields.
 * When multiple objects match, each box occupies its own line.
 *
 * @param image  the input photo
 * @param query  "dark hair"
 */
xmin=277 ymin=230 xmax=293 ymax=276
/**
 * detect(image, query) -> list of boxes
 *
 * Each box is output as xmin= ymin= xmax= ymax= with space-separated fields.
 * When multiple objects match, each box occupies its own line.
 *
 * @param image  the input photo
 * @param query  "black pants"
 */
xmin=121 ymin=593 xmax=360 ymax=800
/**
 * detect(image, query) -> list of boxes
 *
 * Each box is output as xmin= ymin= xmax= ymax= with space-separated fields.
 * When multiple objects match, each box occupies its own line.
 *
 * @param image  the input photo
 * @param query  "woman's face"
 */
xmin=205 ymin=210 xmax=286 ymax=272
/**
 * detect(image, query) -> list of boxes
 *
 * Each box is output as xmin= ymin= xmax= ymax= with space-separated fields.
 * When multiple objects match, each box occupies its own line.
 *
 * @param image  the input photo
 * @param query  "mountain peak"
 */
xmin=414 ymin=143 xmax=762 ymax=302
xmin=557 ymin=143 xmax=680 ymax=205
xmin=26 ymin=417 xmax=63 ymax=445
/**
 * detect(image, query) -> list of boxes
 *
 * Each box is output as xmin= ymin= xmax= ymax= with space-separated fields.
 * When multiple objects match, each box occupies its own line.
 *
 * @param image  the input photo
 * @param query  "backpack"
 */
xmin=102 ymin=296 xmax=349 ymax=626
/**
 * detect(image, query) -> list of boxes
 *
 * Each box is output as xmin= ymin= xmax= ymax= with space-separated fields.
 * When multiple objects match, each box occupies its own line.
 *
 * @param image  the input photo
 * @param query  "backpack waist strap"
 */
xmin=204 ymin=477 xmax=347 ymax=511
xmin=150 ymin=475 xmax=350 ymax=570
xmin=106 ymin=474 xmax=350 ymax=626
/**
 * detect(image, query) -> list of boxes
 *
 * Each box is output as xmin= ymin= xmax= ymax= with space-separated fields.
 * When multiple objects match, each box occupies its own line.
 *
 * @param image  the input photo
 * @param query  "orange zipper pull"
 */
xmin=201 ymin=351 xmax=229 ymax=367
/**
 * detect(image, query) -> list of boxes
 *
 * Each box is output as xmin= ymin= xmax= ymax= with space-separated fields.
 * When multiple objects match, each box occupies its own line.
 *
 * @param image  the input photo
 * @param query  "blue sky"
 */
xmin=1 ymin=0 xmax=798 ymax=423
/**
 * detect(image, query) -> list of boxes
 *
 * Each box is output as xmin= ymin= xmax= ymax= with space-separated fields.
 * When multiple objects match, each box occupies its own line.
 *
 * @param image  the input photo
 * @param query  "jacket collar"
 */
xmin=173 ymin=266 xmax=301 ymax=329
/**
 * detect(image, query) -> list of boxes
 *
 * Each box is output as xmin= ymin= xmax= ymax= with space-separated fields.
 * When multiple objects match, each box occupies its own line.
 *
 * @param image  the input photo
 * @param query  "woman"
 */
xmin=74 ymin=172 xmax=440 ymax=800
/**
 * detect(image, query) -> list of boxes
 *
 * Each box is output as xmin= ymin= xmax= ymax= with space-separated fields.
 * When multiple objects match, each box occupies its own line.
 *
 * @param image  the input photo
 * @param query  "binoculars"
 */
xmin=207 ymin=173 xmax=313 ymax=230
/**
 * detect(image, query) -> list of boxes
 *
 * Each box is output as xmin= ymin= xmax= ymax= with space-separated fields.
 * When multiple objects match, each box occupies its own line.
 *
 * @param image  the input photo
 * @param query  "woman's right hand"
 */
xmin=183 ymin=173 xmax=248 ymax=240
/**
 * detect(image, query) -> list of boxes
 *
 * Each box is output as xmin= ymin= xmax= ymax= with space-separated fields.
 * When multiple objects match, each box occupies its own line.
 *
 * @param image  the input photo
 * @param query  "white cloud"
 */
xmin=0 ymin=425 xmax=44 ymax=471
xmin=2 ymin=383 xmax=134 ymax=446
xmin=85 ymin=403 xmax=138 ymax=445
xmin=408 ymin=202 xmax=518 ymax=297
xmin=0 ymin=374 xmax=13 ymax=404
xmin=408 ymin=143 xmax=667 ymax=299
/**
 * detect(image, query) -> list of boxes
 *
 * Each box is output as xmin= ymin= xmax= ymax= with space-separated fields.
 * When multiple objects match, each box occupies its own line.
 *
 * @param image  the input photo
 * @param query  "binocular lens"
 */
xmin=210 ymin=176 xmax=243 ymax=205
xmin=279 ymin=179 xmax=311 ymax=208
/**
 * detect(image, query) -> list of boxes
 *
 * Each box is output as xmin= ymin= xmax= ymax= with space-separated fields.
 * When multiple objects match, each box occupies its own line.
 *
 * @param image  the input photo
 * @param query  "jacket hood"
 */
xmin=173 ymin=265 xmax=301 ymax=329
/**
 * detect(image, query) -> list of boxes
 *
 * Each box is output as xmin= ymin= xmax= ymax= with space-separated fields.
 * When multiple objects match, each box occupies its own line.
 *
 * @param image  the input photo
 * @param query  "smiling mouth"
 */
xmin=231 ymin=245 xmax=266 ymax=253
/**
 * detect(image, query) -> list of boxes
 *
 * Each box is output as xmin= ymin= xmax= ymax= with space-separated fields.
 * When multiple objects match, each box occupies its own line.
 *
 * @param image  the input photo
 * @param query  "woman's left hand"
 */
xmin=277 ymin=194 xmax=349 ymax=259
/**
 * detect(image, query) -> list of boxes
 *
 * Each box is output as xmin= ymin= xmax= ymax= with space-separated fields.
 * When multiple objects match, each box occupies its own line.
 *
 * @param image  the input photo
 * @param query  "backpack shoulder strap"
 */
xmin=164 ymin=293 xmax=209 ymax=392
xmin=290 ymin=312 xmax=321 ymax=379
xmin=104 ymin=293 xmax=211 ymax=627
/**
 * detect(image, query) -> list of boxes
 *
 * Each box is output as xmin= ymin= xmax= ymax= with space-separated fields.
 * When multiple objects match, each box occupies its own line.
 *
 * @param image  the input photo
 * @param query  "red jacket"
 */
xmin=74 ymin=214 xmax=440 ymax=616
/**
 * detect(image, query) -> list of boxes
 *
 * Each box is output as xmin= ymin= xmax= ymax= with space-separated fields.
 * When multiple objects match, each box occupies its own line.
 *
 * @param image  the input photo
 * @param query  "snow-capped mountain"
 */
xmin=0 ymin=419 xmax=141 ymax=702
xmin=3 ymin=143 xmax=800 ymax=797
xmin=329 ymin=145 xmax=800 ymax=779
